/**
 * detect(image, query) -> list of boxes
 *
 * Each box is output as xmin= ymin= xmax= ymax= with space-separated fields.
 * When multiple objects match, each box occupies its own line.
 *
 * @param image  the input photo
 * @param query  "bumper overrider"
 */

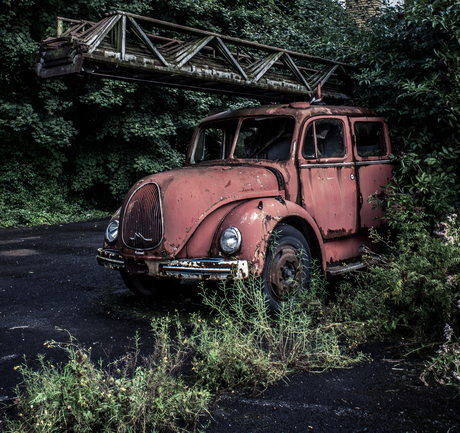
xmin=96 ymin=248 xmax=249 ymax=280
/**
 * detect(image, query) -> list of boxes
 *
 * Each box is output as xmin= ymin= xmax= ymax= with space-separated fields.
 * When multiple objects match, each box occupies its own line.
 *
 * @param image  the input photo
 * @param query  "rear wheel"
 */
xmin=120 ymin=272 xmax=157 ymax=297
xmin=262 ymin=224 xmax=312 ymax=311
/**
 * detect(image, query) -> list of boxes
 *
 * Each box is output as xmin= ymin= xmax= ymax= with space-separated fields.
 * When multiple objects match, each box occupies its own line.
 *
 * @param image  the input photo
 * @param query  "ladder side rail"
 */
xmin=109 ymin=11 xmax=349 ymax=68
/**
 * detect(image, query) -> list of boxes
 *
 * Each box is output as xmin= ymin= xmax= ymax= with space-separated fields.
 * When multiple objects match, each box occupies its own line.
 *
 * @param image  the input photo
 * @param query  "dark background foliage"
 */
xmin=352 ymin=0 xmax=460 ymax=217
xmin=0 ymin=0 xmax=360 ymax=225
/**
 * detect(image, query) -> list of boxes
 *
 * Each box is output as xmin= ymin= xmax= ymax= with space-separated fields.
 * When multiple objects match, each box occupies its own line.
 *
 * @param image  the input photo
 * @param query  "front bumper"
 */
xmin=96 ymin=248 xmax=249 ymax=280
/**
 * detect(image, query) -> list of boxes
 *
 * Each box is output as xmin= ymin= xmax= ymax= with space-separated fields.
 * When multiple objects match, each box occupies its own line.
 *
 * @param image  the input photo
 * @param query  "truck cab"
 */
xmin=97 ymin=101 xmax=393 ymax=310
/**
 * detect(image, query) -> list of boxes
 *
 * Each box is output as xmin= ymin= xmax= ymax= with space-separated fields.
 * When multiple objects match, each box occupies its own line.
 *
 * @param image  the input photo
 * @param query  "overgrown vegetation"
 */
xmin=4 ymin=274 xmax=364 ymax=432
xmin=421 ymin=323 xmax=460 ymax=393
xmin=351 ymin=0 xmax=460 ymax=218
xmin=334 ymin=203 xmax=460 ymax=339
xmin=6 ymin=331 xmax=210 ymax=433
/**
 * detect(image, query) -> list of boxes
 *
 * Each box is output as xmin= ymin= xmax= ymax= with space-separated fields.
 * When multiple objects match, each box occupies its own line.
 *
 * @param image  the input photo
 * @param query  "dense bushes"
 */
xmin=334 ymin=199 xmax=460 ymax=338
xmin=351 ymin=0 xmax=460 ymax=217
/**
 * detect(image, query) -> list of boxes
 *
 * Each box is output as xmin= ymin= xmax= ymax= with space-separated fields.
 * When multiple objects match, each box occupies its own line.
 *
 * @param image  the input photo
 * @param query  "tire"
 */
xmin=262 ymin=224 xmax=312 ymax=311
xmin=120 ymin=272 xmax=157 ymax=297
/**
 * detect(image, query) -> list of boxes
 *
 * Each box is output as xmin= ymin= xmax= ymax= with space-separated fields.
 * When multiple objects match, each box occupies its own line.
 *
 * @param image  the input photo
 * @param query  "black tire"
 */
xmin=120 ymin=272 xmax=157 ymax=297
xmin=262 ymin=224 xmax=312 ymax=311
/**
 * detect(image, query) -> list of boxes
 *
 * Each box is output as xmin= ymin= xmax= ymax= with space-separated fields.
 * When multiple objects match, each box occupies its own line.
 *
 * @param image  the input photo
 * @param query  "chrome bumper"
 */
xmin=159 ymin=259 xmax=249 ymax=280
xmin=96 ymin=248 xmax=125 ymax=270
xmin=97 ymin=248 xmax=248 ymax=280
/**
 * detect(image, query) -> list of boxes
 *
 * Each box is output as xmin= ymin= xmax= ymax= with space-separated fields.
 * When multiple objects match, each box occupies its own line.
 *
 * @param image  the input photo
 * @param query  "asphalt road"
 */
xmin=0 ymin=219 xmax=459 ymax=432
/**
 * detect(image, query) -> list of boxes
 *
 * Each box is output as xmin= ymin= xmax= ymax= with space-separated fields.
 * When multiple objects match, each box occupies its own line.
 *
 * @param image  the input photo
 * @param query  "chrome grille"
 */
xmin=122 ymin=182 xmax=163 ymax=250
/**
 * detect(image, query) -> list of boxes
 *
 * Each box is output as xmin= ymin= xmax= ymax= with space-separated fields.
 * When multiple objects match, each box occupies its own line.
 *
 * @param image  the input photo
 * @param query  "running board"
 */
xmin=326 ymin=258 xmax=380 ymax=276
xmin=326 ymin=261 xmax=366 ymax=276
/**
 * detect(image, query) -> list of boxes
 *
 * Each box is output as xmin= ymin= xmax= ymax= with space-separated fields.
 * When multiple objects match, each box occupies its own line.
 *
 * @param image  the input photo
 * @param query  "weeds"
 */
xmin=5 ymin=269 xmax=365 ymax=432
xmin=421 ymin=322 xmax=460 ymax=393
xmin=191 ymin=276 xmax=364 ymax=392
xmin=333 ymin=208 xmax=460 ymax=339
xmin=5 ymin=330 xmax=210 ymax=433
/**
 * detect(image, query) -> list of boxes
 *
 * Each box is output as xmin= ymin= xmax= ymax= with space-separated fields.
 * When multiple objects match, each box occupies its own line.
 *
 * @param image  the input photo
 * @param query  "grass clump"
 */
xmin=5 ymin=330 xmax=210 ymax=433
xmin=4 ymin=269 xmax=365 ymax=432
xmin=191 ymin=276 xmax=365 ymax=392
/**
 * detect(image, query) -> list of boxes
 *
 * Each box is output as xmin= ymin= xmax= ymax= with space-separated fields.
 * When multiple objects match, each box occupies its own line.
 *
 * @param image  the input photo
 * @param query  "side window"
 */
xmin=354 ymin=122 xmax=386 ymax=157
xmin=194 ymin=127 xmax=223 ymax=162
xmin=302 ymin=124 xmax=315 ymax=158
xmin=302 ymin=119 xmax=345 ymax=159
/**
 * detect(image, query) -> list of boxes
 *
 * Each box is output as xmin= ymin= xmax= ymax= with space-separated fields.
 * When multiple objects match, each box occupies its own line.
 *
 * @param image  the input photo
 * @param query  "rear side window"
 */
xmin=354 ymin=122 xmax=386 ymax=157
xmin=302 ymin=119 xmax=345 ymax=159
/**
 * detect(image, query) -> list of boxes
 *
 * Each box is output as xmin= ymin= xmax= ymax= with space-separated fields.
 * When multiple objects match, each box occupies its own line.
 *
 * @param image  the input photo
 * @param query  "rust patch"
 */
xmin=323 ymin=228 xmax=353 ymax=238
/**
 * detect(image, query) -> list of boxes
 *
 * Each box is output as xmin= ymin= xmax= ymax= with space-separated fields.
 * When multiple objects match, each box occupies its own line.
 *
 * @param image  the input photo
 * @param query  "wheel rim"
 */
xmin=267 ymin=244 xmax=303 ymax=303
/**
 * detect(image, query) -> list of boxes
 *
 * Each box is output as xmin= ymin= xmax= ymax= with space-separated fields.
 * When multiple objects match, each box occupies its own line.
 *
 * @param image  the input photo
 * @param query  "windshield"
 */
xmin=190 ymin=117 xmax=295 ymax=164
xmin=190 ymin=120 xmax=238 ymax=164
xmin=233 ymin=117 xmax=294 ymax=161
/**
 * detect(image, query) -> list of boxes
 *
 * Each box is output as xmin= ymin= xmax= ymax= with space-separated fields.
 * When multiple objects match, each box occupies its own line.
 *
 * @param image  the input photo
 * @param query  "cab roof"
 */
xmin=202 ymin=103 xmax=378 ymax=124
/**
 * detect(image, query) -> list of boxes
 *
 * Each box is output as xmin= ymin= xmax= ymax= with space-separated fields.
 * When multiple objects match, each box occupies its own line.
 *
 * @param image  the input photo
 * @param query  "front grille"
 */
xmin=122 ymin=182 xmax=163 ymax=250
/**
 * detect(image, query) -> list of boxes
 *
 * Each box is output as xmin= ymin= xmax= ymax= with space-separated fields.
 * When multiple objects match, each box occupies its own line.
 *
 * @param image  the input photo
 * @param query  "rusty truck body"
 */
xmin=35 ymin=12 xmax=392 ymax=309
xmin=96 ymin=102 xmax=392 ymax=309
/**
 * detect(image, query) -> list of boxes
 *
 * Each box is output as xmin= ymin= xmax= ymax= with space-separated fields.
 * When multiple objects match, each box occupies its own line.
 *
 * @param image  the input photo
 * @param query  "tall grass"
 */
xmin=4 ymin=273 xmax=365 ymax=432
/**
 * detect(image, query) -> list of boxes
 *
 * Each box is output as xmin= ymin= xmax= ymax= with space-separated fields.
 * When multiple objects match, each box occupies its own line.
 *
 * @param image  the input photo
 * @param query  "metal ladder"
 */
xmin=35 ymin=11 xmax=353 ymax=102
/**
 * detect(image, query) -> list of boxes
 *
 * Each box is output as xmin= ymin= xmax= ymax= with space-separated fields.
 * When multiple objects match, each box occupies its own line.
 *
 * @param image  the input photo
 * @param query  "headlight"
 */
xmin=220 ymin=226 xmax=242 ymax=255
xmin=105 ymin=220 xmax=119 ymax=243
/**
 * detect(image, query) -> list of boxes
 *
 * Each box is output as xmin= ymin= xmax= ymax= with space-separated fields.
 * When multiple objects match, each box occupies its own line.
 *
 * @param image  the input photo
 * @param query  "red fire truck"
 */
xmin=36 ymin=12 xmax=392 ymax=310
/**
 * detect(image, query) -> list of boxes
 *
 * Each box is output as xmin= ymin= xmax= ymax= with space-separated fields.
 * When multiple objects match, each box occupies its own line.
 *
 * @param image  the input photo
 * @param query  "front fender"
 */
xmin=214 ymin=198 xmax=325 ymax=275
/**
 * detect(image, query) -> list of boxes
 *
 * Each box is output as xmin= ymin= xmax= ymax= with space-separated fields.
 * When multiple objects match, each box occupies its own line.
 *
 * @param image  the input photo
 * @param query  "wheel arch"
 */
xmin=213 ymin=197 xmax=325 ymax=275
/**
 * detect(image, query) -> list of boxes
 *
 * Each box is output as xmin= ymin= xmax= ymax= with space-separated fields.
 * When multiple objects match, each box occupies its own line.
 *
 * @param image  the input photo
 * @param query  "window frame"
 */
xmin=350 ymin=117 xmax=390 ymax=162
xmin=299 ymin=116 xmax=350 ymax=163
xmin=231 ymin=116 xmax=296 ymax=161
xmin=189 ymin=119 xmax=239 ymax=164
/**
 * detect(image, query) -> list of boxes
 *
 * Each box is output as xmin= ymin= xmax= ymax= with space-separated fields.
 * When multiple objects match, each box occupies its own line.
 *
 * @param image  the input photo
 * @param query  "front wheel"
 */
xmin=120 ymin=272 xmax=157 ymax=297
xmin=262 ymin=224 xmax=312 ymax=311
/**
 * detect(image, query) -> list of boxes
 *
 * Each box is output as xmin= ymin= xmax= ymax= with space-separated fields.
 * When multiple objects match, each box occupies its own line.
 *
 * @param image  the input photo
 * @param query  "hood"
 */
xmin=120 ymin=165 xmax=281 ymax=257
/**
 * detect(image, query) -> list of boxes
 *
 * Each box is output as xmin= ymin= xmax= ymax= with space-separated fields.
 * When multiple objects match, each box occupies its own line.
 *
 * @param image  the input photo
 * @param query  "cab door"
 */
xmin=349 ymin=117 xmax=393 ymax=231
xmin=298 ymin=116 xmax=358 ymax=240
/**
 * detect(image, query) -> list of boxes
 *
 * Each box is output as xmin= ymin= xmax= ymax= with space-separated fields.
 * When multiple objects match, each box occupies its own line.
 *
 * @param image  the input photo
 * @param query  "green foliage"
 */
xmin=350 ymin=0 xmax=460 ymax=217
xmin=421 ymin=324 xmax=460 ymax=393
xmin=0 ymin=162 xmax=108 ymax=227
xmin=334 ymin=199 xmax=460 ymax=338
xmin=6 ymin=331 xmax=210 ymax=433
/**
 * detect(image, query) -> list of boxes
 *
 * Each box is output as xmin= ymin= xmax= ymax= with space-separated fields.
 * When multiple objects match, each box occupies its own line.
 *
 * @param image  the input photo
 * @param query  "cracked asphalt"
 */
xmin=0 ymin=219 xmax=459 ymax=432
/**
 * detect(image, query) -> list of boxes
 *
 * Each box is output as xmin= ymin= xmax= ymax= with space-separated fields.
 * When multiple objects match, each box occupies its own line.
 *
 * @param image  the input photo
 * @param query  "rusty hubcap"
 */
xmin=268 ymin=245 xmax=302 ymax=302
